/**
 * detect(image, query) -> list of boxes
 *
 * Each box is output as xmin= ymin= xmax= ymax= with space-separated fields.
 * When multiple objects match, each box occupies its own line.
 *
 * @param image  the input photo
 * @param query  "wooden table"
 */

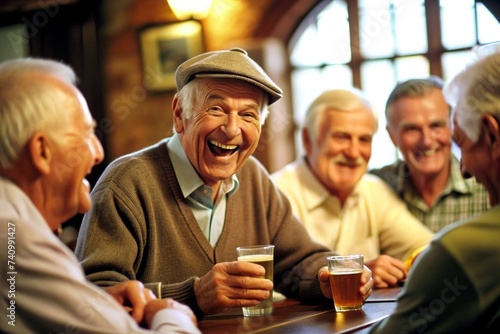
xmin=198 ymin=287 xmax=401 ymax=334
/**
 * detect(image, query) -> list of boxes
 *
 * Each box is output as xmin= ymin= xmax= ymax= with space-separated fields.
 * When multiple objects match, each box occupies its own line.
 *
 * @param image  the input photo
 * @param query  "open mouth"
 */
xmin=415 ymin=149 xmax=438 ymax=158
xmin=208 ymin=140 xmax=238 ymax=157
xmin=338 ymin=162 xmax=362 ymax=167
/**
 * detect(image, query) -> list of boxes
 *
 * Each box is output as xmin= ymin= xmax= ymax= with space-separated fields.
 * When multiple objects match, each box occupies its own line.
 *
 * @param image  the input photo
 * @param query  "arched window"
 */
xmin=289 ymin=0 xmax=500 ymax=168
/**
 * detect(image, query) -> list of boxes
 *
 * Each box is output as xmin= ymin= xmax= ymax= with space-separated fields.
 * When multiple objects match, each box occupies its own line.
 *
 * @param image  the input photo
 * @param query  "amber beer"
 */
xmin=329 ymin=270 xmax=363 ymax=311
xmin=236 ymin=245 xmax=275 ymax=316
xmin=327 ymin=255 xmax=364 ymax=312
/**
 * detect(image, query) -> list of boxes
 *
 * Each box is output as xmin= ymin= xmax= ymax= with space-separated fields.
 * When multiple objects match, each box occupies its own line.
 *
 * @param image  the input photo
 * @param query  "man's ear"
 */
xmin=386 ymin=125 xmax=398 ymax=147
xmin=28 ymin=132 xmax=51 ymax=175
xmin=482 ymin=114 xmax=500 ymax=159
xmin=302 ymin=128 xmax=313 ymax=156
xmin=172 ymin=96 xmax=183 ymax=133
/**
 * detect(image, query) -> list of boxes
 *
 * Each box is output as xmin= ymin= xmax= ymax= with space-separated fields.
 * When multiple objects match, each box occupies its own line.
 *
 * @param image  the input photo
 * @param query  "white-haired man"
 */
xmin=272 ymin=88 xmax=433 ymax=288
xmin=0 ymin=58 xmax=199 ymax=333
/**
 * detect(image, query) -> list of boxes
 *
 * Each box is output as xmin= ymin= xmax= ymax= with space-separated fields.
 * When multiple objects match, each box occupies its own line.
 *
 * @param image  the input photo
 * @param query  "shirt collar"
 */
xmin=398 ymin=155 xmax=474 ymax=196
xmin=297 ymin=157 xmax=360 ymax=210
xmin=167 ymin=133 xmax=239 ymax=198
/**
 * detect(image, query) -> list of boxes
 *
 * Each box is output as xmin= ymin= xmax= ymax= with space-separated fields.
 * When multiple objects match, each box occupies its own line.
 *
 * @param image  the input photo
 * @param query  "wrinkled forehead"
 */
xmin=325 ymin=107 xmax=377 ymax=127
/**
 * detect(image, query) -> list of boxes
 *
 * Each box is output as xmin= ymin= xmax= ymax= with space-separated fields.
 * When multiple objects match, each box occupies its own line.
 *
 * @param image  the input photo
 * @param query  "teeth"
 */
xmin=416 ymin=149 xmax=437 ymax=157
xmin=210 ymin=140 xmax=237 ymax=150
xmin=422 ymin=149 xmax=437 ymax=156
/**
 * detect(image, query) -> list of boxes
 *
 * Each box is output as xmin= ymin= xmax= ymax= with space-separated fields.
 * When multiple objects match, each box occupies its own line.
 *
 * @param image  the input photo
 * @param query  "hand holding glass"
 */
xmin=328 ymin=255 xmax=364 ymax=312
xmin=236 ymin=245 xmax=274 ymax=316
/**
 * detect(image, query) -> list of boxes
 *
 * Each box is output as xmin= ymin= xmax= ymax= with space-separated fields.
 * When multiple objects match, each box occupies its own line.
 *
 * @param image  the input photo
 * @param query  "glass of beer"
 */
xmin=327 ymin=255 xmax=364 ymax=312
xmin=236 ymin=245 xmax=274 ymax=316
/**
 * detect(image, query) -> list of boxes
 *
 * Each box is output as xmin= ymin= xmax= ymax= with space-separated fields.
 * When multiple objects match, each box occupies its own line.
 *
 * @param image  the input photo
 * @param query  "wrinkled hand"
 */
xmin=193 ymin=261 xmax=273 ymax=315
xmin=144 ymin=299 xmax=197 ymax=329
xmin=365 ymin=255 xmax=407 ymax=288
xmin=104 ymin=280 xmax=155 ymax=323
xmin=318 ymin=265 xmax=373 ymax=302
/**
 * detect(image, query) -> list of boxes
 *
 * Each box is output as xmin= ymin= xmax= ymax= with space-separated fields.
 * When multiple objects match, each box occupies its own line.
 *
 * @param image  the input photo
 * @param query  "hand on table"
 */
xmin=318 ymin=265 xmax=373 ymax=301
xmin=103 ymin=280 xmax=155 ymax=323
xmin=365 ymin=255 xmax=407 ymax=288
xmin=193 ymin=261 xmax=273 ymax=315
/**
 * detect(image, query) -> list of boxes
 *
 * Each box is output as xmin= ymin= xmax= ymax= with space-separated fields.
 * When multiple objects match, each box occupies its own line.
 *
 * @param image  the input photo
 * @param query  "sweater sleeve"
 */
xmin=242 ymin=159 xmax=337 ymax=303
xmin=270 ymin=199 xmax=334 ymax=302
xmin=159 ymin=277 xmax=204 ymax=319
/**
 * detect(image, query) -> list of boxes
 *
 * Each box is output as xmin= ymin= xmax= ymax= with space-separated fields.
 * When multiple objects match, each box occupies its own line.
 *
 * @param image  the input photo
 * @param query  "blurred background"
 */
xmin=1 ymin=0 xmax=499 ymax=238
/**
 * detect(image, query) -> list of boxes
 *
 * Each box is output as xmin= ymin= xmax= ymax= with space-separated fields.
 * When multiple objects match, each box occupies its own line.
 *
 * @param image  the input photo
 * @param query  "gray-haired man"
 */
xmin=371 ymin=77 xmax=488 ymax=232
xmin=76 ymin=48 xmax=374 ymax=318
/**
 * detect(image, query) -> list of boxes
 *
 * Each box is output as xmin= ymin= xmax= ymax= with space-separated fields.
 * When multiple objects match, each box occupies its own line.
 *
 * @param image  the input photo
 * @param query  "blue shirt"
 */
xmin=167 ymin=133 xmax=239 ymax=246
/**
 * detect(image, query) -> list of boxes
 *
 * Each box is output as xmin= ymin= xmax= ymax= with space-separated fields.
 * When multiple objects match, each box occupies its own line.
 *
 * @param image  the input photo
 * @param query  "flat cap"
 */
xmin=175 ymin=48 xmax=283 ymax=105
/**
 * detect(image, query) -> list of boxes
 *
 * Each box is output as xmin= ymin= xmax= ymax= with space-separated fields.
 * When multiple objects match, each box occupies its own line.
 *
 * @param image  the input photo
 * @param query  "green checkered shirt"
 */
xmin=370 ymin=156 xmax=489 ymax=232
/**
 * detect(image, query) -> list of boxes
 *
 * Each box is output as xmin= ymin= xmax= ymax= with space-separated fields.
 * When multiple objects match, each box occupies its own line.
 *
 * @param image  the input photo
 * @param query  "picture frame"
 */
xmin=138 ymin=20 xmax=204 ymax=92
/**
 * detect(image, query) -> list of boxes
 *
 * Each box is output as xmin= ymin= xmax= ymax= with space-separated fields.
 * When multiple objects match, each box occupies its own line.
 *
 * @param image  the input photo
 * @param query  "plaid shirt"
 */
xmin=370 ymin=156 xmax=489 ymax=232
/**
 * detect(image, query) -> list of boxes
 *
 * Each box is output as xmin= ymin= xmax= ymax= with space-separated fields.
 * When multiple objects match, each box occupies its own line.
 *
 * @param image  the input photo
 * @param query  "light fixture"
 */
xmin=167 ymin=0 xmax=214 ymax=20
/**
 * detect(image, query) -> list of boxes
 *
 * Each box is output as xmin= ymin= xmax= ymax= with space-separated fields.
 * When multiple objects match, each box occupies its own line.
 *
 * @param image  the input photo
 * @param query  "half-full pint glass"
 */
xmin=236 ymin=245 xmax=274 ymax=316
xmin=327 ymin=255 xmax=364 ymax=312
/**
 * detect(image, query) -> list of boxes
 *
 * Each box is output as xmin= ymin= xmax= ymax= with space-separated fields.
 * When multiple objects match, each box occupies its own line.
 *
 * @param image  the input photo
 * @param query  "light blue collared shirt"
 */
xmin=167 ymin=134 xmax=239 ymax=247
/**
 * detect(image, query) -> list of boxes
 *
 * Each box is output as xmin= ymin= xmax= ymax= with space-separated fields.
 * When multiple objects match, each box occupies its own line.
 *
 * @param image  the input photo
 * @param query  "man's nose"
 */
xmin=220 ymin=112 xmax=242 ymax=138
xmin=344 ymin=140 xmax=360 ymax=159
xmin=421 ymin=127 xmax=435 ymax=146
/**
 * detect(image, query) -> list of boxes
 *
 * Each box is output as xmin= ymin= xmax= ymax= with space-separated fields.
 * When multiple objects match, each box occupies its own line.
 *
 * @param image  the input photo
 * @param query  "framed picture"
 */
xmin=138 ymin=20 xmax=204 ymax=92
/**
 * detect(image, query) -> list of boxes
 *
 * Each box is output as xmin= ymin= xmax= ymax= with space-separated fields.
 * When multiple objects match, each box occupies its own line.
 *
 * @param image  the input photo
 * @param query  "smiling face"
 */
xmin=173 ymin=78 xmax=265 ymax=189
xmin=387 ymin=88 xmax=452 ymax=178
xmin=452 ymin=114 xmax=499 ymax=205
xmin=304 ymin=107 xmax=376 ymax=203
xmin=44 ymin=86 xmax=104 ymax=228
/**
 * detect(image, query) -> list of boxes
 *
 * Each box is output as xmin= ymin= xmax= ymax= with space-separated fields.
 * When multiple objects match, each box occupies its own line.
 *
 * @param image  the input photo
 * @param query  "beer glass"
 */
xmin=236 ymin=245 xmax=274 ymax=316
xmin=327 ymin=254 xmax=364 ymax=312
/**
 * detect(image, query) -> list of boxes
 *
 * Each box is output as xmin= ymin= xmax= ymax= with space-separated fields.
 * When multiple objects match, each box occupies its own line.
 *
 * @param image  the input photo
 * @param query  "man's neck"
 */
xmin=410 ymin=168 xmax=450 ymax=208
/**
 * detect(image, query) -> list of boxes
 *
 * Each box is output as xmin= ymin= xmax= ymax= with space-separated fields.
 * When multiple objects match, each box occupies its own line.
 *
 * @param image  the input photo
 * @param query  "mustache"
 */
xmin=331 ymin=155 xmax=366 ymax=166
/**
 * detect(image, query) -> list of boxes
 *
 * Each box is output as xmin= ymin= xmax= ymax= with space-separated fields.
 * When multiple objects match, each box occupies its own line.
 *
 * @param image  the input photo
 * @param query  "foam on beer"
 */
xmin=238 ymin=255 xmax=273 ymax=262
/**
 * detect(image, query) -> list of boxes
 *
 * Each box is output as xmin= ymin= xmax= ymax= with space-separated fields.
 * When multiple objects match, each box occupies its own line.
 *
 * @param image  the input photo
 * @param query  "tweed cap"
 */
xmin=175 ymin=48 xmax=283 ymax=105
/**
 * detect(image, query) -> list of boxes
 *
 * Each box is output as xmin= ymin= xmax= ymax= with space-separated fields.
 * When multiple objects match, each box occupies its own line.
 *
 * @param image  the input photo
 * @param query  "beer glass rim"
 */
xmin=327 ymin=254 xmax=363 ymax=261
xmin=236 ymin=245 xmax=275 ymax=251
